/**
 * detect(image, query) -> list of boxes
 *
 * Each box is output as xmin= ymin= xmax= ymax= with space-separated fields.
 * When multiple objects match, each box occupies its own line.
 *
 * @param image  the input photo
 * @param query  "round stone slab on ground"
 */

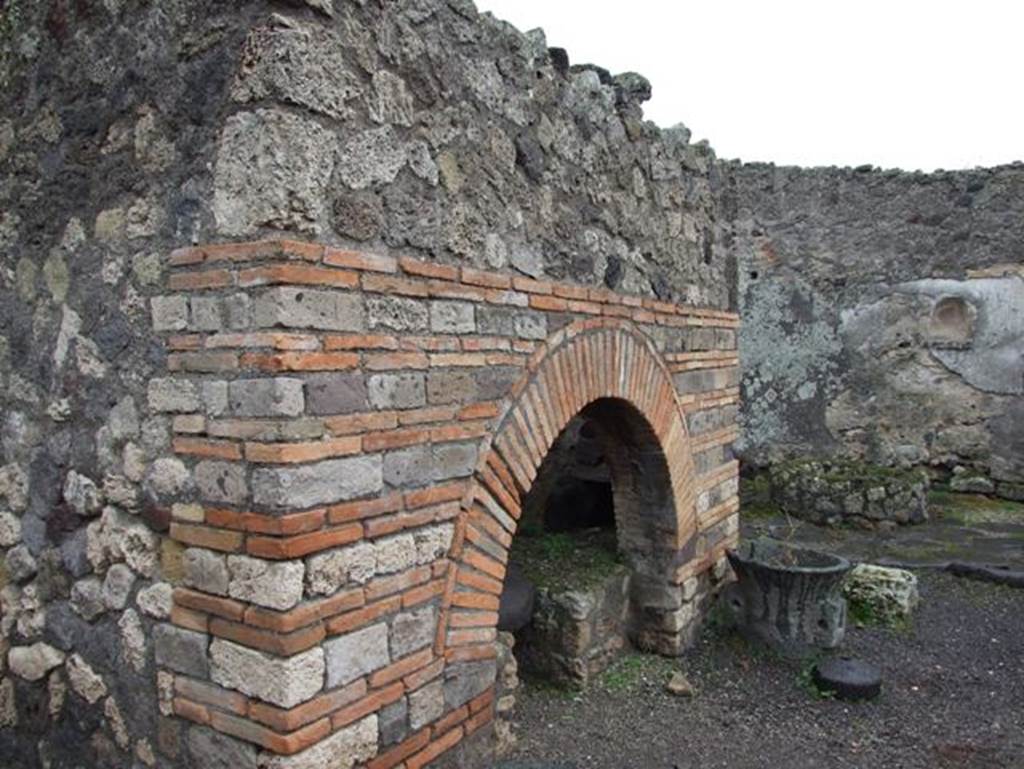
xmin=813 ymin=657 xmax=882 ymax=701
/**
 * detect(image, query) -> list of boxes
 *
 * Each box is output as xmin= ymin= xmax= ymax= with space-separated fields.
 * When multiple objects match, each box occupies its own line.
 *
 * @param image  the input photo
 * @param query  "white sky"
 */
xmin=476 ymin=0 xmax=1024 ymax=171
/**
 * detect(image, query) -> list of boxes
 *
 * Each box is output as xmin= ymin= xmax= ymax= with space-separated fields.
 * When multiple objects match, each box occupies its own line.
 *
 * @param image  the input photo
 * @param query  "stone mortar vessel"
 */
xmin=724 ymin=539 xmax=852 ymax=655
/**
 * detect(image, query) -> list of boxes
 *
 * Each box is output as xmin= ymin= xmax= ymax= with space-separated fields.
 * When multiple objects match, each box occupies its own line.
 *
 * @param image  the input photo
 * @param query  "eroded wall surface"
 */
xmin=0 ymin=1 xmax=732 ymax=767
xmin=1 ymin=3 xmax=258 ymax=766
xmin=723 ymin=163 xmax=1024 ymax=497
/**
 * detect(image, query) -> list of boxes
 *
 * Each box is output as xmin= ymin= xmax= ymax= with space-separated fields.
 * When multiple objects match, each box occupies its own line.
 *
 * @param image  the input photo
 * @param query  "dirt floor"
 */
xmin=498 ymin=572 xmax=1024 ymax=769
xmin=496 ymin=491 xmax=1024 ymax=769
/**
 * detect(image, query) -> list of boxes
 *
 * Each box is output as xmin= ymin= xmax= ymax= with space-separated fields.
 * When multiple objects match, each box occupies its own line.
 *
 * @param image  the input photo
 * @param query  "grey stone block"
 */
xmin=194 ymin=461 xmax=249 ymax=506
xmin=305 ymin=373 xmax=368 ymax=416
xmin=183 ymin=548 xmax=230 ymax=596
xmin=324 ymin=623 xmax=390 ymax=687
xmin=689 ymin=327 xmax=718 ymax=351
xmin=251 ymin=455 xmax=383 ymax=509
xmin=378 ymin=697 xmax=408 ymax=747
xmin=408 ymin=679 xmax=444 ymax=730
xmin=210 ymin=639 xmax=324 ymax=709
xmin=476 ymin=305 xmax=516 ymax=336
xmin=227 ymin=556 xmax=304 ymax=611
xmin=7 ymin=642 xmax=65 ymax=681
xmin=514 ymin=311 xmax=547 ymax=340
xmin=374 ymin=534 xmax=418 ymax=575
xmin=231 ymin=24 xmax=358 ymax=121
xmin=224 ymin=293 xmax=252 ymax=329
xmin=70 ymin=578 xmax=105 ymax=621
xmin=154 ymin=624 xmax=209 ymax=679
xmin=101 ymin=563 xmax=136 ymax=610
xmin=383 ymin=445 xmax=432 ymax=488
xmin=368 ymin=70 xmax=415 ymax=127
xmin=228 ymin=378 xmax=304 ymax=417
xmin=259 ymin=716 xmax=377 ymax=769
xmin=337 ymin=126 xmax=410 ymax=190
xmin=693 ymin=445 xmax=730 ymax=475
xmin=61 ymin=529 xmax=91 ymax=578
xmin=148 ymin=378 xmax=201 ymax=413
xmin=203 ymin=381 xmax=229 ymax=417
xmin=674 ymin=366 xmax=740 ymax=394
xmin=443 ymin=661 xmax=495 ymax=709
xmin=368 ymin=373 xmax=426 ymax=410
xmin=367 ymin=296 xmax=428 ymax=332
xmin=390 ymin=606 xmax=436 ymax=658
xmin=190 ymin=296 xmax=223 ymax=331
xmin=716 ymin=328 xmax=736 ymax=350
xmin=475 ymin=366 xmax=521 ymax=400
xmin=5 ymin=544 xmax=37 ymax=583
xmin=252 ymin=287 xmax=364 ymax=332
xmin=213 ymin=109 xmax=336 ymax=238
xmin=673 ymin=369 xmax=712 ymax=394
xmin=687 ymin=406 xmax=728 ymax=435
xmin=432 ymin=441 xmax=478 ymax=481
xmin=430 ymin=301 xmax=475 ymax=334
xmin=151 ymin=295 xmax=188 ymax=332
xmin=426 ymin=370 xmax=477 ymax=406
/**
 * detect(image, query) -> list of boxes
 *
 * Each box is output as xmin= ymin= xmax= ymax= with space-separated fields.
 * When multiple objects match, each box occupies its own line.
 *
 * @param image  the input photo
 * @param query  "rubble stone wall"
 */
xmin=722 ymin=163 xmax=1024 ymax=498
xmin=0 ymin=1 xmax=735 ymax=766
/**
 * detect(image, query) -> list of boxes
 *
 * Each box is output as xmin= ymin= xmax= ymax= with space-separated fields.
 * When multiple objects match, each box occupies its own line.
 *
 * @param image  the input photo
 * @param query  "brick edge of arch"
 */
xmin=437 ymin=317 xmax=699 ymax=663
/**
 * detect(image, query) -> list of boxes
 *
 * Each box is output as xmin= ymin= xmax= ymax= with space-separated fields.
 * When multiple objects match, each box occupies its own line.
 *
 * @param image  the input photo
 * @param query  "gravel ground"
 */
xmin=498 ymin=573 xmax=1024 ymax=769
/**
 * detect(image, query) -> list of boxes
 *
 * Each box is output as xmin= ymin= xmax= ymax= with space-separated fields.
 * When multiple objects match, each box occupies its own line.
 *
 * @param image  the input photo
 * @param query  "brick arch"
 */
xmin=438 ymin=318 xmax=699 ymax=667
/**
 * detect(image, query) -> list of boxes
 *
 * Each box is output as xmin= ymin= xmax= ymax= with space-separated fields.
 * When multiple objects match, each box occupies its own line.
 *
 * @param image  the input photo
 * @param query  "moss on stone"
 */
xmin=769 ymin=457 xmax=930 ymax=527
xmin=928 ymin=489 xmax=1024 ymax=525
xmin=774 ymin=457 xmax=925 ymax=486
xmin=739 ymin=473 xmax=782 ymax=519
xmin=510 ymin=529 xmax=624 ymax=592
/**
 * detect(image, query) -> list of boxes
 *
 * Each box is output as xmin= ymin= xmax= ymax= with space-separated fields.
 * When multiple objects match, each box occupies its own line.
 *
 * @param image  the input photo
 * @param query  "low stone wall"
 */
xmin=769 ymin=460 xmax=930 ymax=529
xmin=516 ymin=568 xmax=630 ymax=687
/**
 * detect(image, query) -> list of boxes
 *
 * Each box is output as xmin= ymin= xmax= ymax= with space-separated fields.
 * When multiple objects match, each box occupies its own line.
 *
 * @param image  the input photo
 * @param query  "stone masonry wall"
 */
xmin=0 ymin=1 xmax=734 ymax=767
xmin=149 ymin=238 xmax=739 ymax=767
xmin=1 ymin=3 xmax=264 ymax=767
xmin=721 ymin=163 xmax=1024 ymax=499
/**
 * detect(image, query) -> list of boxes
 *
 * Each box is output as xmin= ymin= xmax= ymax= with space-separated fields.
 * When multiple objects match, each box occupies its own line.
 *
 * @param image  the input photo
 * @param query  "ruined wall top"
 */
xmin=1 ymin=0 xmax=730 ymax=311
xmin=721 ymin=161 xmax=1024 ymax=287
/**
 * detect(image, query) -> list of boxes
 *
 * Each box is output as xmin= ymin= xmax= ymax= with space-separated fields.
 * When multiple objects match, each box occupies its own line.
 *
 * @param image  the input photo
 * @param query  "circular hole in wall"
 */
xmin=928 ymin=295 xmax=976 ymax=349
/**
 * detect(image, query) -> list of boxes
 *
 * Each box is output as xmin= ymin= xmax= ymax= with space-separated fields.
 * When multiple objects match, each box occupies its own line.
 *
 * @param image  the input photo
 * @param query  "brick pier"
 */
xmin=150 ymin=239 xmax=740 ymax=767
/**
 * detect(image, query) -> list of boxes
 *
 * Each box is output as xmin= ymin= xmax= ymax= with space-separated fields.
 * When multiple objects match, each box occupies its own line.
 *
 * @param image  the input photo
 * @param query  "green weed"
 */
xmin=847 ymin=597 xmax=912 ymax=635
xmin=511 ymin=529 xmax=623 ymax=591
xmin=796 ymin=655 xmax=835 ymax=700
xmin=598 ymin=652 xmax=677 ymax=694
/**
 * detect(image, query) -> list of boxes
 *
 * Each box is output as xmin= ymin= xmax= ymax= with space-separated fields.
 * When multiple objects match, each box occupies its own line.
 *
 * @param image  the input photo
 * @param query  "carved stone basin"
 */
xmin=724 ymin=538 xmax=853 ymax=656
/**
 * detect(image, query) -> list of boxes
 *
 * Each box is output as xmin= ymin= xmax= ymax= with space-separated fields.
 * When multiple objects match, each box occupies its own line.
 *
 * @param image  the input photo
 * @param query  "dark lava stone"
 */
xmin=813 ymin=657 xmax=882 ymax=701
